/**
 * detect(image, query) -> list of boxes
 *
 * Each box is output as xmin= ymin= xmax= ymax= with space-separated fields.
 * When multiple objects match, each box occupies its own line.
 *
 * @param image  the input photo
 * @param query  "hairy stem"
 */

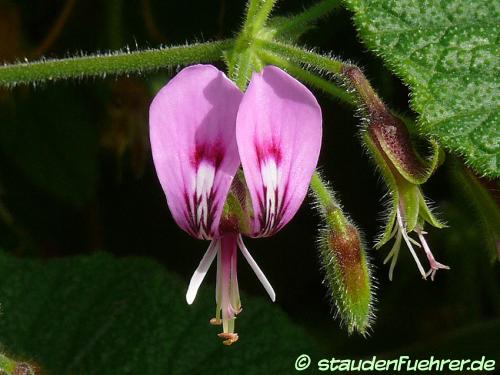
xmin=257 ymin=49 xmax=355 ymax=105
xmin=252 ymin=0 xmax=279 ymax=31
xmin=0 ymin=40 xmax=232 ymax=87
xmin=233 ymin=49 xmax=254 ymax=90
xmin=256 ymin=39 xmax=344 ymax=74
xmin=311 ymin=172 xmax=339 ymax=210
xmin=274 ymin=0 xmax=342 ymax=36
xmin=244 ymin=0 xmax=264 ymax=31
xmin=310 ymin=172 xmax=349 ymax=232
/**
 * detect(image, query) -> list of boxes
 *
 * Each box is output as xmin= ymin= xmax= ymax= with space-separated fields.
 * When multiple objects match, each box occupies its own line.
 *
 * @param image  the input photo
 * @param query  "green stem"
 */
xmin=257 ymin=49 xmax=355 ymax=105
xmin=274 ymin=0 xmax=342 ymax=36
xmin=310 ymin=172 xmax=349 ymax=232
xmin=0 ymin=40 xmax=232 ymax=87
xmin=311 ymin=172 xmax=338 ymax=209
xmin=252 ymin=52 xmax=264 ymax=72
xmin=244 ymin=0 xmax=264 ymax=31
xmin=252 ymin=0 xmax=278 ymax=31
xmin=256 ymin=39 xmax=344 ymax=74
xmin=233 ymin=49 xmax=254 ymax=90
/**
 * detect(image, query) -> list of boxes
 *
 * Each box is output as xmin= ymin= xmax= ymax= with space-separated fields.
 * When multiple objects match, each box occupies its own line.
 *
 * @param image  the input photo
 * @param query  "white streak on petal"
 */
xmin=237 ymin=235 xmax=276 ymax=302
xmin=260 ymin=158 xmax=280 ymax=235
xmin=186 ymin=240 xmax=219 ymax=304
xmin=192 ymin=162 xmax=216 ymax=239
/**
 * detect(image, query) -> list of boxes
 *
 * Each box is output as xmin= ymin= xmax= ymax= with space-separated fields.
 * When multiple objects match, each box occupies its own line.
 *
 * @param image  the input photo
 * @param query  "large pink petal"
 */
xmin=150 ymin=65 xmax=243 ymax=239
xmin=236 ymin=66 xmax=322 ymax=237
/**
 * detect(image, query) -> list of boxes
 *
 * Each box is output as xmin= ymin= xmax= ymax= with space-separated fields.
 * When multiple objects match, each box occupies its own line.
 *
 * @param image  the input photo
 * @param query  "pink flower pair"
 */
xmin=149 ymin=64 xmax=322 ymax=344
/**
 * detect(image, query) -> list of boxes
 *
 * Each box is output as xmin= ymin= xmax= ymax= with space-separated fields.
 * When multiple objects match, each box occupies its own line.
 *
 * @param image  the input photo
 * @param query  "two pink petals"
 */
xmin=149 ymin=64 xmax=322 ymax=344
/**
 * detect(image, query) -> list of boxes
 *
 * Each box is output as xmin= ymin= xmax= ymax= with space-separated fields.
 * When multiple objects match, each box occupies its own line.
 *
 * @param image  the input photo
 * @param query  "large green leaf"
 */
xmin=344 ymin=0 xmax=499 ymax=177
xmin=0 ymin=252 xmax=317 ymax=374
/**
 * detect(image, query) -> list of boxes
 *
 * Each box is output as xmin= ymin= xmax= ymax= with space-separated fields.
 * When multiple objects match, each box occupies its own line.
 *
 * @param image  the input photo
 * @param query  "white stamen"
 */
xmin=237 ymin=235 xmax=276 ymax=302
xmin=417 ymin=229 xmax=450 ymax=281
xmin=384 ymin=228 xmax=402 ymax=281
xmin=397 ymin=209 xmax=427 ymax=279
xmin=186 ymin=240 xmax=219 ymax=304
xmin=215 ymin=244 xmax=222 ymax=306
xmin=408 ymin=236 xmax=422 ymax=248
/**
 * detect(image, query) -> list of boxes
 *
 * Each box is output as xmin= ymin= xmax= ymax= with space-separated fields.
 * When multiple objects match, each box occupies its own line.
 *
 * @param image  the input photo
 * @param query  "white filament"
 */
xmin=237 ymin=235 xmax=276 ymax=302
xmin=397 ymin=209 xmax=427 ymax=279
xmin=186 ymin=240 xmax=219 ymax=304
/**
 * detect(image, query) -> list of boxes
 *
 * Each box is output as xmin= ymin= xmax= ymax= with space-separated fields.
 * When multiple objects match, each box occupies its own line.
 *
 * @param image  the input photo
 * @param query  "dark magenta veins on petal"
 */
xmin=182 ymin=141 xmax=225 ymax=239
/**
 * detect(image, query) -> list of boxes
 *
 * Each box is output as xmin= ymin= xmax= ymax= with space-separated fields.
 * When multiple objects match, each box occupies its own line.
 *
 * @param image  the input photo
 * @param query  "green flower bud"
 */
xmin=310 ymin=173 xmax=374 ymax=335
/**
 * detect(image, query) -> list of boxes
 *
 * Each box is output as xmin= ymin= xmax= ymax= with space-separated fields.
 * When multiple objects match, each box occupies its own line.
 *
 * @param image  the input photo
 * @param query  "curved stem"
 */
xmin=310 ymin=172 xmax=349 ymax=232
xmin=256 ymin=39 xmax=344 ymax=74
xmin=252 ymin=0 xmax=278 ymax=31
xmin=274 ymin=0 xmax=342 ymax=36
xmin=257 ymin=49 xmax=355 ymax=105
xmin=0 ymin=40 xmax=233 ymax=87
xmin=310 ymin=172 xmax=337 ymax=209
xmin=232 ymin=49 xmax=254 ymax=90
xmin=244 ymin=0 xmax=263 ymax=31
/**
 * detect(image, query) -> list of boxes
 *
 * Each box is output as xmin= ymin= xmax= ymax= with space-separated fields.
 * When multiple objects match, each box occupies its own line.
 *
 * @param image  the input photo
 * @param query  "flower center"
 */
xmin=211 ymin=234 xmax=241 ymax=345
xmin=186 ymin=234 xmax=276 ymax=345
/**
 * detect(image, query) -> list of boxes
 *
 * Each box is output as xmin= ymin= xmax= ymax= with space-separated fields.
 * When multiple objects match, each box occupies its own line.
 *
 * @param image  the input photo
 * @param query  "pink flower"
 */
xmin=150 ymin=65 xmax=322 ymax=345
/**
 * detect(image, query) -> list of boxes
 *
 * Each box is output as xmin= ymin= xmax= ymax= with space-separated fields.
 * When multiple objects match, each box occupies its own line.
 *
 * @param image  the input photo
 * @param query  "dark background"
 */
xmin=0 ymin=0 xmax=498 ymax=372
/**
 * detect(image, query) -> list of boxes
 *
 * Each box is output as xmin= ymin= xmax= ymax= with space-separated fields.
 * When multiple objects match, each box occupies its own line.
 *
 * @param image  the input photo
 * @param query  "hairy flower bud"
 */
xmin=310 ymin=173 xmax=374 ymax=335
xmin=343 ymin=65 xmax=438 ymax=184
xmin=342 ymin=65 xmax=448 ymax=281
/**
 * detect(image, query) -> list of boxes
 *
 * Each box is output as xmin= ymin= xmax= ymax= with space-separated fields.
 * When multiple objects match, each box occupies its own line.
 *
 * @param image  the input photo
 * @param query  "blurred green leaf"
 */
xmin=0 ymin=252 xmax=317 ymax=375
xmin=0 ymin=86 xmax=98 ymax=207
xmin=345 ymin=0 xmax=499 ymax=177
xmin=449 ymin=161 xmax=500 ymax=261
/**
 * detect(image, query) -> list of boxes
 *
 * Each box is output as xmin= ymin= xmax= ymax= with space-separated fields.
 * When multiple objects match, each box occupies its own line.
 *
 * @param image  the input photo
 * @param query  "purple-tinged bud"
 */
xmin=342 ymin=65 xmax=438 ymax=185
xmin=319 ymin=222 xmax=374 ymax=335
xmin=341 ymin=66 xmax=448 ymax=280
xmin=310 ymin=173 xmax=375 ymax=335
